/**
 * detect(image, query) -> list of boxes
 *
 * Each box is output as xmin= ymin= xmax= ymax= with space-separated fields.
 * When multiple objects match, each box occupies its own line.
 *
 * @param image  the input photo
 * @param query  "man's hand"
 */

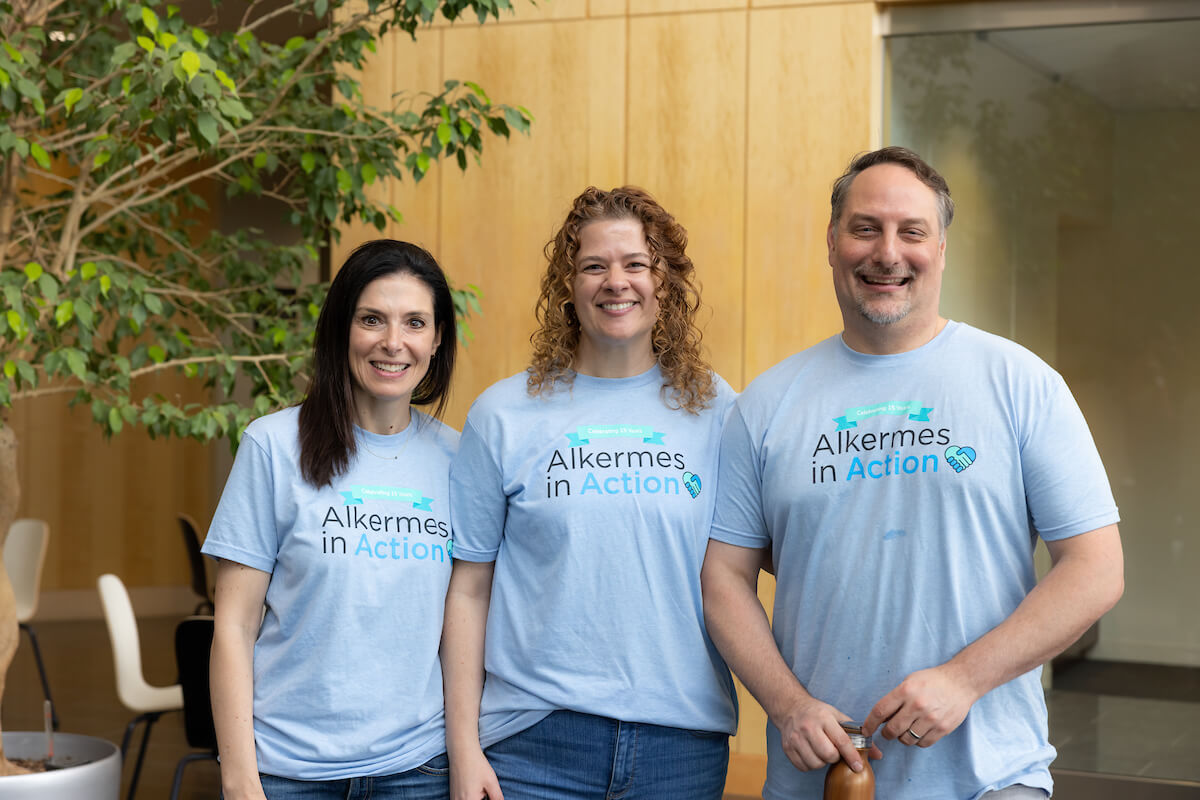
xmin=777 ymin=694 xmax=882 ymax=772
xmin=863 ymin=662 xmax=979 ymax=747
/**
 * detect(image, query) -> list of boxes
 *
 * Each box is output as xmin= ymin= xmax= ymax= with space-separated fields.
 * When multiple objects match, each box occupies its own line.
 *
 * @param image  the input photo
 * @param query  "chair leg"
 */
xmin=121 ymin=711 xmax=165 ymax=800
xmin=19 ymin=623 xmax=59 ymax=730
xmin=169 ymin=752 xmax=218 ymax=800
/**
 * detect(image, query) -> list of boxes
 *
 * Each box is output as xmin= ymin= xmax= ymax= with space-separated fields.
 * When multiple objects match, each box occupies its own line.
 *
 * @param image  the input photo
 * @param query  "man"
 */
xmin=702 ymin=147 xmax=1123 ymax=800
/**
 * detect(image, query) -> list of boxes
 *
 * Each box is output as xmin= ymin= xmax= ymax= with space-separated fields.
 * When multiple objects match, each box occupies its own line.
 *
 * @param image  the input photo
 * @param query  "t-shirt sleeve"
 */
xmin=709 ymin=402 xmax=770 ymax=548
xmin=449 ymin=418 xmax=507 ymax=562
xmin=1020 ymin=373 xmax=1119 ymax=541
xmin=200 ymin=432 xmax=280 ymax=573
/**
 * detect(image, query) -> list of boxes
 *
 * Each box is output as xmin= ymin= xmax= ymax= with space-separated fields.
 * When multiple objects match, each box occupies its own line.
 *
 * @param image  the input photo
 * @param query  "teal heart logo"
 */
xmin=945 ymin=445 xmax=976 ymax=473
xmin=683 ymin=471 xmax=701 ymax=498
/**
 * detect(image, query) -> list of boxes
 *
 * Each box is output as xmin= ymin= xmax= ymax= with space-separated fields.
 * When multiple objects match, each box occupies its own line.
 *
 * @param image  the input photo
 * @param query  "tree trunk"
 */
xmin=0 ymin=421 xmax=29 ymax=775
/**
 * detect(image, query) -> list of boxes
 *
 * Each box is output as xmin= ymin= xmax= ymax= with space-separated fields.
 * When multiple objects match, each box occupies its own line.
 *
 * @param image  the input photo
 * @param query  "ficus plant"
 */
xmin=0 ymin=0 xmax=530 ymax=773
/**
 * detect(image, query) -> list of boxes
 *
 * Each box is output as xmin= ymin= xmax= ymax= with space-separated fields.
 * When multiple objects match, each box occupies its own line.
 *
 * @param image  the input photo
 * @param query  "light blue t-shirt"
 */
xmin=202 ymin=405 xmax=459 ymax=780
xmin=710 ymin=322 xmax=1119 ymax=800
xmin=450 ymin=365 xmax=739 ymax=746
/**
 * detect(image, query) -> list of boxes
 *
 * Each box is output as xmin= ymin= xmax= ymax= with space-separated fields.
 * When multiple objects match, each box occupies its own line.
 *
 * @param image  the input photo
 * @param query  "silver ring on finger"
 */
xmin=905 ymin=727 xmax=923 ymax=742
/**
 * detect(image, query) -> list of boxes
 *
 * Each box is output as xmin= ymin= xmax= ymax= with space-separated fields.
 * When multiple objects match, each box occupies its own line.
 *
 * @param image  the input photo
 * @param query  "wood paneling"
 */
xmin=589 ymin=0 xmax=626 ymax=17
xmin=744 ymin=2 xmax=874 ymax=379
xmin=12 ymin=376 xmax=213 ymax=593
xmin=333 ymin=24 xmax=443 ymax=270
xmin=633 ymin=0 xmax=748 ymax=13
xmin=627 ymin=10 xmax=747 ymax=386
xmin=435 ymin=17 xmax=627 ymax=428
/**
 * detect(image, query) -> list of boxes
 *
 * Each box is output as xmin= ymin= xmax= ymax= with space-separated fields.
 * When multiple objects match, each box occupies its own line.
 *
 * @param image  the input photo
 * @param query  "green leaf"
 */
xmin=300 ymin=152 xmax=316 ymax=173
xmin=99 ymin=274 xmax=112 ymax=296
xmin=81 ymin=261 xmax=97 ymax=280
xmin=30 ymin=141 xmax=50 ymax=169
xmin=38 ymin=273 xmax=59 ymax=303
xmin=23 ymin=261 xmax=43 ymax=282
xmin=214 ymin=69 xmax=236 ymax=92
xmin=63 ymin=87 xmax=83 ymax=114
xmin=191 ymin=28 xmax=210 ymax=48
xmin=180 ymin=50 xmax=200 ymax=81
xmin=108 ymin=406 xmax=123 ymax=434
xmin=336 ymin=168 xmax=352 ymax=192
xmin=361 ymin=163 xmax=377 ymax=184
xmin=284 ymin=36 xmax=306 ymax=51
xmin=6 ymin=310 xmax=23 ymax=337
xmin=75 ymin=302 xmax=95 ymax=330
xmin=15 ymin=360 xmax=35 ymax=387
xmin=65 ymin=349 xmax=87 ymax=380
xmin=54 ymin=300 xmax=74 ymax=327
xmin=196 ymin=113 xmax=218 ymax=146
xmin=3 ymin=42 xmax=24 ymax=64
xmin=159 ymin=32 xmax=178 ymax=51
xmin=137 ymin=36 xmax=155 ymax=55
xmin=464 ymin=81 xmax=490 ymax=102
xmin=143 ymin=293 xmax=163 ymax=314
xmin=141 ymin=6 xmax=159 ymax=33
xmin=2 ymin=360 xmax=14 ymax=379
xmin=148 ymin=345 xmax=166 ymax=363
xmin=416 ymin=152 xmax=430 ymax=173
xmin=93 ymin=150 xmax=111 ymax=169
xmin=253 ymin=152 xmax=268 ymax=169
xmin=436 ymin=121 xmax=452 ymax=146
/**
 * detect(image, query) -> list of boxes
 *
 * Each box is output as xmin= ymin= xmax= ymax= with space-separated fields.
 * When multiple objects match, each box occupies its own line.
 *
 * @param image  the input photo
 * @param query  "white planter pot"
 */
xmin=1 ymin=731 xmax=121 ymax=800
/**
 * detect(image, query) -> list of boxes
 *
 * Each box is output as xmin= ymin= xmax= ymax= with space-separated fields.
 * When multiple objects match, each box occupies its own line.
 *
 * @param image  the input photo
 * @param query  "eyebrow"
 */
xmin=846 ymin=213 xmax=933 ymax=229
xmin=578 ymin=251 xmax=652 ymax=263
xmin=355 ymin=306 xmax=433 ymax=317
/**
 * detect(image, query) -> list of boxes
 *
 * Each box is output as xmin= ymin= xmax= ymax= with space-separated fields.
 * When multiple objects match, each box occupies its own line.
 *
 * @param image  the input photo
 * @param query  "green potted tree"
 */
xmin=0 ymin=0 xmax=528 ymax=779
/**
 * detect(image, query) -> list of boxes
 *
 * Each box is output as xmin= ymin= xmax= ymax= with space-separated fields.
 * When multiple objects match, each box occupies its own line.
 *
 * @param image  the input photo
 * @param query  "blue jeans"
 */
xmin=485 ymin=710 xmax=729 ymax=800
xmin=256 ymin=753 xmax=449 ymax=800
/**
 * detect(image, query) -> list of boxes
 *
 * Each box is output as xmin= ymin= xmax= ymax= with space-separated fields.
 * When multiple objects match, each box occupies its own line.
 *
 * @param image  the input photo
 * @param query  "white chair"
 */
xmin=97 ymin=573 xmax=184 ymax=800
xmin=4 ymin=518 xmax=57 ymax=728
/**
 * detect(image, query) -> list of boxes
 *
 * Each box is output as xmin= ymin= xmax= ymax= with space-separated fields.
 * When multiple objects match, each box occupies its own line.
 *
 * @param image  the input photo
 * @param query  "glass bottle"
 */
xmin=823 ymin=722 xmax=875 ymax=800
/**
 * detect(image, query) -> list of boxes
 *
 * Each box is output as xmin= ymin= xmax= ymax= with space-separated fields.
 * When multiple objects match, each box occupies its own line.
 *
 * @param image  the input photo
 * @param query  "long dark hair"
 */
xmin=299 ymin=240 xmax=457 ymax=487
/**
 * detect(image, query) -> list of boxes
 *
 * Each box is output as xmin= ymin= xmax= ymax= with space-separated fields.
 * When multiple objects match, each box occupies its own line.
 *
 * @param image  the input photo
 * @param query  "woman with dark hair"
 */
xmin=206 ymin=240 xmax=460 ymax=800
xmin=443 ymin=187 xmax=737 ymax=800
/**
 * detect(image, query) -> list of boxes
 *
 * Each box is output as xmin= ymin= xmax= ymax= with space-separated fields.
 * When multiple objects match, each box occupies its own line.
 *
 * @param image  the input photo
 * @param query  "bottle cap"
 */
xmin=839 ymin=720 xmax=872 ymax=749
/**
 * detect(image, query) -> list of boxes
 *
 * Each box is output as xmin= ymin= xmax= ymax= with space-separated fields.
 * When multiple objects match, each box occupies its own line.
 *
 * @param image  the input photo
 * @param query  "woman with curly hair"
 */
xmin=442 ymin=186 xmax=737 ymax=800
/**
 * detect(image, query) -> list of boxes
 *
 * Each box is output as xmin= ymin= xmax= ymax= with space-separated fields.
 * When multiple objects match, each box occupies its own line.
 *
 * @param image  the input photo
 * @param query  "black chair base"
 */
xmin=169 ymin=751 xmax=218 ymax=800
xmin=120 ymin=709 xmax=175 ymax=800
xmin=19 ymin=622 xmax=58 ymax=730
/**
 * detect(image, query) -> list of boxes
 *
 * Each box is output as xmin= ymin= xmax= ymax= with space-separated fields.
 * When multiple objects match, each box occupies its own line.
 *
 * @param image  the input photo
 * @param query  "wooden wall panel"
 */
xmin=627 ymin=10 xmax=747 ymax=387
xmin=12 ymin=374 xmax=213 ymax=593
xmin=333 ymin=26 xmax=444 ymax=270
xmin=588 ymin=0 xmax=626 ymax=17
xmin=634 ymin=0 xmax=747 ymax=13
xmin=744 ymin=3 xmax=874 ymax=380
xmin=436 ymin=18 xmax=627 ymax=428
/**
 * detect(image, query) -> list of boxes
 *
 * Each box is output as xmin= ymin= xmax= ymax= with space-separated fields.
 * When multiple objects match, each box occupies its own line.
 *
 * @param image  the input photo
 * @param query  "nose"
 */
xmin=872 ymin=231 xmax=901 ymax=266
xmin=602 ymin=265 xmax=630 ymax=291
xmin=383 ymin=322 xmax=405 ymax=353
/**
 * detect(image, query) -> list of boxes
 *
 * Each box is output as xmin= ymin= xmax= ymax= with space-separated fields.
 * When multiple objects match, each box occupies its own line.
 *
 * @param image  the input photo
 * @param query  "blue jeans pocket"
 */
xmin=415 ymin=751 xmax=450 ymax=776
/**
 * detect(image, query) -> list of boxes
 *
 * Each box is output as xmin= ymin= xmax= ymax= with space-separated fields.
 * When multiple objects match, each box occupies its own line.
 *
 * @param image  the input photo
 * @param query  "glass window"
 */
xmin=887 ymin=10 xmax=1200 ymax=787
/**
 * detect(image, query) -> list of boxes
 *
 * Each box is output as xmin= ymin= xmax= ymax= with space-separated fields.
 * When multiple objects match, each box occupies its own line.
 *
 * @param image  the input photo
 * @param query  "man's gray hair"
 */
xmin=830 ymin=146 xmax=955 ymax=236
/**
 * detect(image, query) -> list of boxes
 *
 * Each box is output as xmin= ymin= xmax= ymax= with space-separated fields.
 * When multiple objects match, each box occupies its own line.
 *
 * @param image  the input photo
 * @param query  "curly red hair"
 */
xmin=527 ymin=186 xmax=716 ymax=414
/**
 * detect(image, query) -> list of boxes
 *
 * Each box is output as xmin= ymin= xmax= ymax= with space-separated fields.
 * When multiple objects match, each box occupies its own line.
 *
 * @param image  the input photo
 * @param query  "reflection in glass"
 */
xmin=887 ymin=18 xmax=1200 ymax=785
